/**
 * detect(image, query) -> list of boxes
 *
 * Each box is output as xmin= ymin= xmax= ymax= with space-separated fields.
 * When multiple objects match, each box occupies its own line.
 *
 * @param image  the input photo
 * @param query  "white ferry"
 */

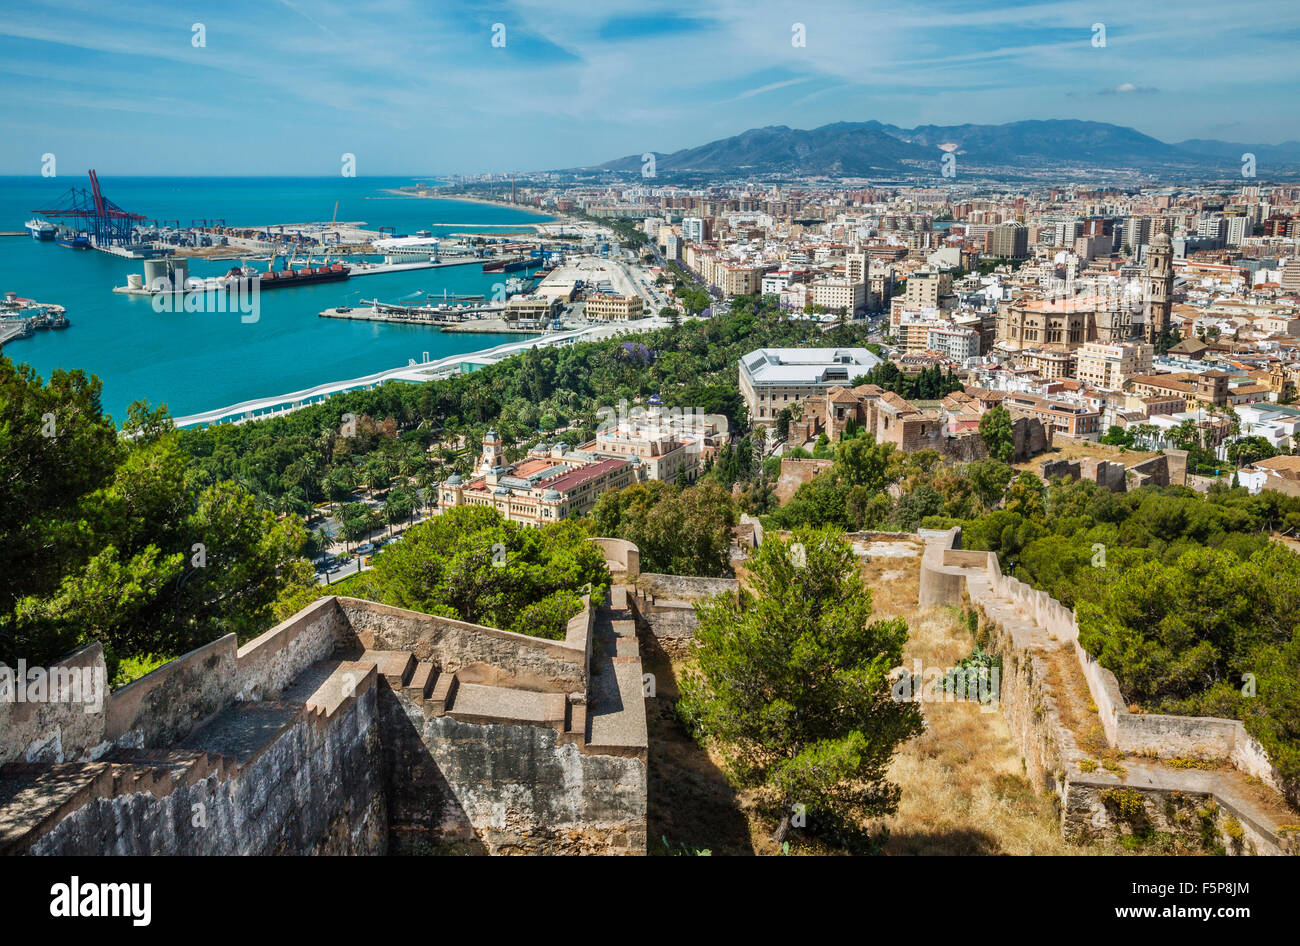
xmin=25 ymin=218 xmax=55 ymax=241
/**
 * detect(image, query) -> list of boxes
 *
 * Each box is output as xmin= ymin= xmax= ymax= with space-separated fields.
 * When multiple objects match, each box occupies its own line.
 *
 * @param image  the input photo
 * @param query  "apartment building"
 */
xmin=810 ymin=276 xmax=865 ymax=314
xmin=988 ymin=221 xmax=1029 ymax=259
xmin=1126 ymin=370 xmax=1231 ymax=409
xmin=1075 ymin=341 xmax=1154 ymax=391
xmin=681 ymin=216 xmax=707 ymax=243
xmin=926 ymin=324 xmax=981 ymax=362
xmin=905 ymin=270 xmax=954 ymax=308
xmin=1018 ymin=348 xmax=1075 ymax=380
xmin=1002 ymin=393 xmax=1102 ymax=438
xmin=584 ymin=293 xmax=644 ymax=322
xmin=716 ymin=263 xmax=767 ymax=297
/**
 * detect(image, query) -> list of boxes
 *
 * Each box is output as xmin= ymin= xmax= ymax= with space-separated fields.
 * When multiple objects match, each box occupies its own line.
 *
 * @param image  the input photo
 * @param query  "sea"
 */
xmin=0 ymin=176 xmax=554 ymax=423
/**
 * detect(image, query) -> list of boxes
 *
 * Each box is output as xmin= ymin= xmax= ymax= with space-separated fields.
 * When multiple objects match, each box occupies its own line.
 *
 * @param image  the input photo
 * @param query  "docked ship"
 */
xmin=0 ymin=292 xmax=70 ymax=348
xmin=482 ymin=256 xmax=536 ymax=274
xmin=55 ymin=232 xmax=90 ymax=249
xmin=25 ymin=218 xmax=55 ymax=241
xmin=226 ymin=260 xmax=351 ymax=288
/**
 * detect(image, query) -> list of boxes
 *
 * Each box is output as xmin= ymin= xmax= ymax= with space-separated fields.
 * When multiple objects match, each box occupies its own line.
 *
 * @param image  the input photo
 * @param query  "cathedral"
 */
xmin=996 ymin=232 xmax=1174 ymax=352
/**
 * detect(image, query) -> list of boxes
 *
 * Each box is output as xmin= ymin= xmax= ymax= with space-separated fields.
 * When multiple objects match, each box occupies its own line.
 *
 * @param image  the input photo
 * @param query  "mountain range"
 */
xmin=588 ymin=120 xmax=1300 ymax=178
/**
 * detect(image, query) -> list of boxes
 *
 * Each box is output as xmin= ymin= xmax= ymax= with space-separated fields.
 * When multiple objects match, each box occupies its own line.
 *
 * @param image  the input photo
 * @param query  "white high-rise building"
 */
xmin=1226 ymin=216 xmax=1251 ymax=247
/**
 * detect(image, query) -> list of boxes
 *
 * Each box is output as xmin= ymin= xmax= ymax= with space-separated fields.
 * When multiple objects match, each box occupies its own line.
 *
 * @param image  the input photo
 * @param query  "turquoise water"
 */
xmin=0 ymin=177 xmax=553 ymax=422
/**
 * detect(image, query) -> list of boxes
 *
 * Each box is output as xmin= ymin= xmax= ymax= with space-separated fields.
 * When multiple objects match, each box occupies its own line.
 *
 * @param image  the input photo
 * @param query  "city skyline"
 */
xmin=1 ymin=0 xmax=1299 ymax=176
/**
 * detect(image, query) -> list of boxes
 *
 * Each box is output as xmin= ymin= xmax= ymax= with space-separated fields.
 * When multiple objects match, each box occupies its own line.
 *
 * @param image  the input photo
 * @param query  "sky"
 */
xmin=0 ymin=0 xmax=1297 ymax=176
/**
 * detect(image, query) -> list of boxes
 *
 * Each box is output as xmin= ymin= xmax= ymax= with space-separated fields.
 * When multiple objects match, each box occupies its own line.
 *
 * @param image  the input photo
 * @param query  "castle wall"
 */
xmin=380 ymin=693 xmax=646 ymax=855
xmin=3 ymin=570 xmax=651 ymax=858
xmin=920 ymin=529 xmax=1294 ymax=853
xmin=338 ymin=598 xmax=589 ymax=696
xmin=1 ymin=597 xmax=350 ymax=766
xmin=26 ymin=679 xmax=386 ymax=856
xmin=775 ymin=457 xmax=833 ymax=504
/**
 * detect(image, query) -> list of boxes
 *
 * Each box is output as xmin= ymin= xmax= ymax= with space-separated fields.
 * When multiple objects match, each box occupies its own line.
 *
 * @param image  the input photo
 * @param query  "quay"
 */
xmin=112 ymin=256 xmax=485 ymax=296
xmin=320 ymin=299 xmax=506 ymax=323
xmin=0 ymin=298 xmax=70 ymax=351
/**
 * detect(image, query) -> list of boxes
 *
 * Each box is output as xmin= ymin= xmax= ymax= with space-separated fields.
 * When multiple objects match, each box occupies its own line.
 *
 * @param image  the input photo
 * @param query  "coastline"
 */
xmin=383 ymin=188 xmax=554 ymax=217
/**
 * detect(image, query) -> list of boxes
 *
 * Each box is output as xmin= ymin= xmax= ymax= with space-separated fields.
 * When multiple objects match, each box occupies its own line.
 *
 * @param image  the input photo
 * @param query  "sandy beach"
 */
xmin=383 ymin=188 xmax=554 ymax=216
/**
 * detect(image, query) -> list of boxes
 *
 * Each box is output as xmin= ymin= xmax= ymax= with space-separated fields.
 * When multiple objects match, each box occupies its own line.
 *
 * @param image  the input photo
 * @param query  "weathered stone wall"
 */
xmin=24 ymin=678 xmax=387 ymax=856
xmin=2 ymin=598 xmax=351 ymax=766
xmin=381 ymin=690 xmax=646 ymax=855
xmin=628 ymin=573 xmax=740 ymax=651
xmin=1011 ymin=416 xmax=1052 ymax=461
xmin=235 ymin=596 xmax=349 ymax=702
xmin=922 ymin=528 xmax=1294 ymax=852
xmin=634 ymin=573 xmax=739 ymax=601
xmin=338 ymin=598 xmax=587 ymax=696
xmin=0 ymin=644 xmax=110 ymax=766
xmin=775 ymin=457 xmax=833 ymax=504
xmin=589 ymin=537 xmax=640 ymax=578
xmin=4 ymin=564 xmax=652 ymax=857
xmin=1125 ymin=454 xmax=1169 ymax=488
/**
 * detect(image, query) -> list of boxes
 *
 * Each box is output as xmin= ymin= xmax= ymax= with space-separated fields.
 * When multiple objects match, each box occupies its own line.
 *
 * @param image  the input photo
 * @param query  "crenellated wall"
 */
xmin=338 ymin=597 xmax=591 ymax=697
xmin=919 ymin=528 xmax=1297 ymax=854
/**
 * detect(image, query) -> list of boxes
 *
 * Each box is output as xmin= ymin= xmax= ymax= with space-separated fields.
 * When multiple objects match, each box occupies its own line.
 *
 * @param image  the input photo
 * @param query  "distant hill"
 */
xmin=586 ymin=119 xmax=1299 ymax=177
xmin=596 ymin=124 xmax=934 ymax=176
xmin=1174 ymin=138 xmax=1300 ymax=164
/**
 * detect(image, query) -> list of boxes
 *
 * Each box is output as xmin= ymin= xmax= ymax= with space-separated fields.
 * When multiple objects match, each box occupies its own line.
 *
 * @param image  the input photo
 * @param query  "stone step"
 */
xmin=406 ymin=661 xmax=436 ymax=701
xmin=428 ymin=671 xmax=458 ymax=715
xmin=364 ymin=650 xmax=416 ymax=688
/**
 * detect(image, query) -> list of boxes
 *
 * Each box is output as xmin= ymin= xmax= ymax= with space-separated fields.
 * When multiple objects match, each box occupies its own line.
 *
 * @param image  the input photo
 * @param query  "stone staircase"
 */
xmin=358 ymin=585 xmax=646 ymax=758
xmin=364 ymin=649 xmax=584 ymax=745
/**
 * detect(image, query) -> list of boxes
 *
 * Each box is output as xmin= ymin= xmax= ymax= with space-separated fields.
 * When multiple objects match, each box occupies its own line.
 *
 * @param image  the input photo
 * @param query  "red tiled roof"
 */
xmin=541 ymin=457 xmax=632 ymax=494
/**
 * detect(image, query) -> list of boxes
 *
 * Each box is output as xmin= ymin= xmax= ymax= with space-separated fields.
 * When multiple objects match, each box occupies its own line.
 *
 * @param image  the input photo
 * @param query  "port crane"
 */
xmin=32 ymin=170 xmax=147 ymax=247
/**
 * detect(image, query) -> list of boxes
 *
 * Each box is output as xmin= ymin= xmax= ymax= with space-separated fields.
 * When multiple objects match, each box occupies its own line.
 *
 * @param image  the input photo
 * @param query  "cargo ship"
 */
xmin=25 ymin=218 xmax=54 ymax=241
xmin=225 ymin=261 xmax=351 ymax=288
xmin=55 ymin=232 xmax=90 ymax=250
xmin=482 ymin=256 xmax=538 ymax=274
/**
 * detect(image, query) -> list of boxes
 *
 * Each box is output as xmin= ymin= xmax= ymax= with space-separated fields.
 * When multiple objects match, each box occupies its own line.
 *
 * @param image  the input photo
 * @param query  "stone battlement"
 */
xmin=0 ymin=581 xmax=648 ymax=856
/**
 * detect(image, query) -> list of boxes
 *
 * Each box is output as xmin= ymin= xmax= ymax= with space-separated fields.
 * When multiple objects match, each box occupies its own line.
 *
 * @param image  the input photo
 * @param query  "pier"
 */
xmin=0 ymin=298 xmax=70 ymax=351
xmin=321 ymin=298 xmax=506 ymax=323
xmin=112 ymin=256 xmax=484 ymax=296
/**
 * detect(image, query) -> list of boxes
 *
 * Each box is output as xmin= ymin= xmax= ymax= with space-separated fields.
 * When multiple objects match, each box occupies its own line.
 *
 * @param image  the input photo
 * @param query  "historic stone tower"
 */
xmin=1144 ymin=232 xmax=1173 ymax=344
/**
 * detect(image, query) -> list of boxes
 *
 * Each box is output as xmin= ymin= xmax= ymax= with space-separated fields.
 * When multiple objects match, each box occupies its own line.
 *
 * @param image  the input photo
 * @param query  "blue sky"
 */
xmin=0 ymin=0 xmax=1297 ymax=175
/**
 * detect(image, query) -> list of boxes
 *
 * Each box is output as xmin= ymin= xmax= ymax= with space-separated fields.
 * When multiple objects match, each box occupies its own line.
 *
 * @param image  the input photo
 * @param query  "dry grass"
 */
xmin=647 ymin=551 xmax=1124 ymax=854
xmin=875 ymin=608 xmax=1118 ymax=855
xmin=1014 ymin=439 xmax=1157 ymax=474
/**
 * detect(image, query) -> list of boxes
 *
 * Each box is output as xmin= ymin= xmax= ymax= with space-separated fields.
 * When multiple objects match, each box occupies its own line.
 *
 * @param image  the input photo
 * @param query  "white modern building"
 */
xmin=739 ymin=347 xmax=882 ymax=425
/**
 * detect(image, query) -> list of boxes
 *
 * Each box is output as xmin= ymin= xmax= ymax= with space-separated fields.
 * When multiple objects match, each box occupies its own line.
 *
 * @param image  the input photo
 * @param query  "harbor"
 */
xmin=0 ymin=175 xmax=595 ymax=422
xmin=0 ymin=292 xmax=69 ymax=352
